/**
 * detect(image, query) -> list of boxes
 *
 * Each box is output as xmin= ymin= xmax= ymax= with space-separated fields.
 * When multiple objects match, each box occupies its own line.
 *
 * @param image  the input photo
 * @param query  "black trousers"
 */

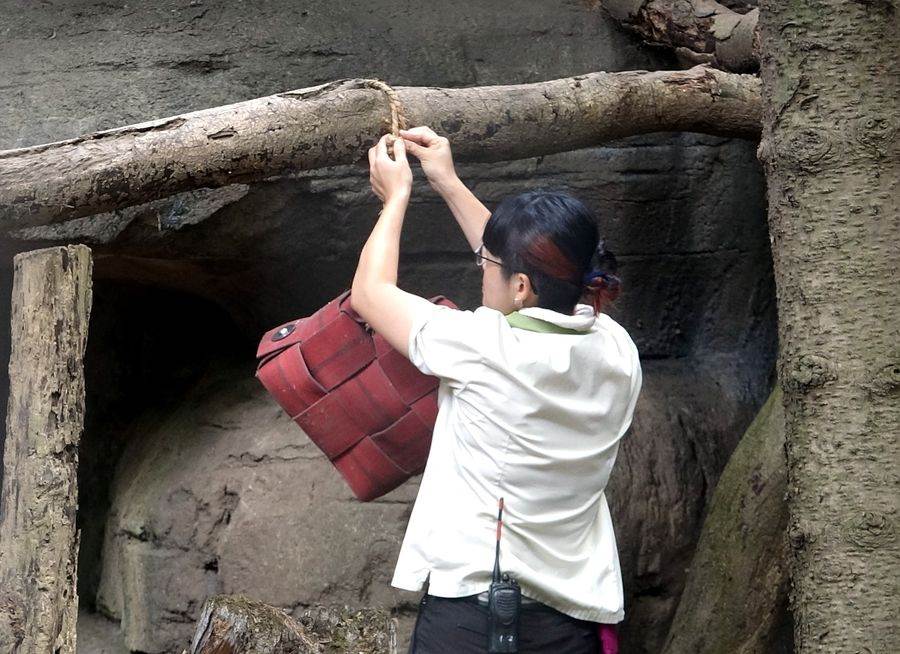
xmin=408 ymin=594 xmax=600 ymax=654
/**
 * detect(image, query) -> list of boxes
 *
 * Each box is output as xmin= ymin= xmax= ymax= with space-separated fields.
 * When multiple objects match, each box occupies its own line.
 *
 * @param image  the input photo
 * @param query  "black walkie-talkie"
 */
xmin=488 ymin=498 xmax=521 ymax=653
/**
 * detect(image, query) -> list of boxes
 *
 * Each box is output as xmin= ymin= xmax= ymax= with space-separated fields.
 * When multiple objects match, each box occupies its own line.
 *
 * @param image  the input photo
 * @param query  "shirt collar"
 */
xmin=517 ymin=303 xmax=597 ymax=333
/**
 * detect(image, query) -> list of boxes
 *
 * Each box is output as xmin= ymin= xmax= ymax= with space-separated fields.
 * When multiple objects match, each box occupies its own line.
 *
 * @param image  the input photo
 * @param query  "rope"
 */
xmin=359 ymin=79 xmax=409 ymax=138
xmin=280 ymin=77 xmax=409 ymax=155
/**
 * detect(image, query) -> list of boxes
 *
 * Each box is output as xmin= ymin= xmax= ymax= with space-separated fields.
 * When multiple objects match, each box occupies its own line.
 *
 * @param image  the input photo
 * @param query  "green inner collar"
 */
xmin=505 ymin=311 xmax=586 ymax=335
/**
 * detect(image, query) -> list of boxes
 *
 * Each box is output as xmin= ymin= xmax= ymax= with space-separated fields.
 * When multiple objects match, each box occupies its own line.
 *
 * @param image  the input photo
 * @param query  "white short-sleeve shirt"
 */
xmin=390 ymin=299 xmax=643 ymax=623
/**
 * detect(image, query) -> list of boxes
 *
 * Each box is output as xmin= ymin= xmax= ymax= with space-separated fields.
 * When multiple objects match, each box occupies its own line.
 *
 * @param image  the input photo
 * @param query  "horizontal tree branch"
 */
xmin=0 ymin=66 xmax=760 ymax=230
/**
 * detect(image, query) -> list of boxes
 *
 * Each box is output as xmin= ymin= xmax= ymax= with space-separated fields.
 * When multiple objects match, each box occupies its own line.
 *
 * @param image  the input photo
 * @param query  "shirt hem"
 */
xmin=391 ymin=572 xmax=623 ymax=624
xmin=517 ymin=584 xmax=624 ymax=624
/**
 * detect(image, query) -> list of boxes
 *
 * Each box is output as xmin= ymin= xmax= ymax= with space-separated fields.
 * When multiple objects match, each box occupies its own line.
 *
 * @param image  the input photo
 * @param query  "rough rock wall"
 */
xmin=91 ymin=352 xmax=765 ymax=654
xmin=0 ymin=1 xmax=777 ymax=652
xmin=0 ymin=0 xmax=770 ymax=360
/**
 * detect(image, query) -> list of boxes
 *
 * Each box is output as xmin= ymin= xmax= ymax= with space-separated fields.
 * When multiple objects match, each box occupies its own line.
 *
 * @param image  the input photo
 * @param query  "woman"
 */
xmin=351 ymin=127 xmax=642 ymax=654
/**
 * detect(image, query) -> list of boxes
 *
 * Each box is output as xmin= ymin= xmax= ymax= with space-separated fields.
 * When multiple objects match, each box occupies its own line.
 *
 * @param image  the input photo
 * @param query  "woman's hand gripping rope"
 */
xmin=368 ymin=133 xmax=413 ymax=205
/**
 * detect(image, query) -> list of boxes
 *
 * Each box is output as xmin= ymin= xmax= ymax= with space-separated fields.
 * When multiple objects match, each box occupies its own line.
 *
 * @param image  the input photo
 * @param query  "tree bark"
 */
xmin=186 ymin=595 xmax=396 ymax=654
xmin=188 ymin=595 xmax=318 ymax=654
xmin=662 ymin=388 xmax=792 ymax=654
xmin=0 ymin=66 xmax=760 ymax=230
xmin=0 ymin=245 xmax=93 ymax=654
xmin=597 ymin=0 xmax=759 ymax=72
xmin=757 ymin=1 xmax=899 ymax=651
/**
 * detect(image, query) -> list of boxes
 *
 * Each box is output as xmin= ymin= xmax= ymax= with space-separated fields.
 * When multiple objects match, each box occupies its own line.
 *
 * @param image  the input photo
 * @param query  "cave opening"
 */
xmin=77 ymin=277 xmax=252 ymax=612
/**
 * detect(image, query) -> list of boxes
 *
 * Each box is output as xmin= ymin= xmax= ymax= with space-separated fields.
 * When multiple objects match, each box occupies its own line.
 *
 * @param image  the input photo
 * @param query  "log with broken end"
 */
xmin=0 ymin=66 xmax=760 ymax=230
xmin=187 ymin=595 xmax=319 ymax=654
xmin=185 ymin=595 xmax=396 ymax=654
xmin=597 ymin=0 xmax=759 ymax=72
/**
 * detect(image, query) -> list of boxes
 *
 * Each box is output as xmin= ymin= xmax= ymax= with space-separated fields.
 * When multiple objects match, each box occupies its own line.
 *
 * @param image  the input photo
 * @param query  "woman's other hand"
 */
xmin=369 ymin=133 xmax=413 ymax=204
xmin=399 ymin=126 xmax=458 ymax=191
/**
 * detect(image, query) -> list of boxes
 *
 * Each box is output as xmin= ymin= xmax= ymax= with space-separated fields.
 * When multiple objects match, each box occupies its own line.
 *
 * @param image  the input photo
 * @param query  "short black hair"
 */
xmin=482 ymin=189 xmax=619 ymax=314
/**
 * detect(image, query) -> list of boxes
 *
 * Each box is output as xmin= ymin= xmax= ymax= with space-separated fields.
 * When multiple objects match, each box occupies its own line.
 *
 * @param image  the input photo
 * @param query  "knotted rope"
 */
xmin=359 ymin=79 xmax=409 ymax=139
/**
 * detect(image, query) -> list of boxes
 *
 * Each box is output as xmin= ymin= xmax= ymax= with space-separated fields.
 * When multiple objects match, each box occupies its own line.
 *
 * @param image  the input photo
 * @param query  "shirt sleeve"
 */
xmin=407 ymin=300 xmax=487 ymax=393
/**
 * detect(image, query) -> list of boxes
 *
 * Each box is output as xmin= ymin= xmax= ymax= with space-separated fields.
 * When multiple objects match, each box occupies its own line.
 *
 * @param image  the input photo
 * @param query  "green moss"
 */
xmin=663 ymin=388 xmax=791 ymax=654
xmin=298 ymin=605 xmax=394 ymax=654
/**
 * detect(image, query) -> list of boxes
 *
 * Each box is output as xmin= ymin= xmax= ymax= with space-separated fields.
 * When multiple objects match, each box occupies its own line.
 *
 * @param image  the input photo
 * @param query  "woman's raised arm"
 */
xmin=351 ymin=134 xmax=434 ymax=356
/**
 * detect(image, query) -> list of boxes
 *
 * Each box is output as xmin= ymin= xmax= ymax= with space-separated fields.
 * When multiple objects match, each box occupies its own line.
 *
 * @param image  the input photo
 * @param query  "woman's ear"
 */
xmin=514 ymin=272 xmax=538 ymax=304
xmin=513 ymin=272 xmax=528 ymax=294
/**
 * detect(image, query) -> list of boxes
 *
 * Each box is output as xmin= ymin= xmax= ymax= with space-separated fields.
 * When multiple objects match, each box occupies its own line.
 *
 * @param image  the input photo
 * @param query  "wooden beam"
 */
xmin=0 ymin=66 xmax=761 ymax=230
xmin=0 ymin=245 xmax=93 ymax=654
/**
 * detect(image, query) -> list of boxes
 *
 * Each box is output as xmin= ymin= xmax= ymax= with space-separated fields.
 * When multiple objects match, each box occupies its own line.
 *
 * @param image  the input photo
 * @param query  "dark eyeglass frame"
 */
xmin=474 ymin=243 xmax=503 ymax=270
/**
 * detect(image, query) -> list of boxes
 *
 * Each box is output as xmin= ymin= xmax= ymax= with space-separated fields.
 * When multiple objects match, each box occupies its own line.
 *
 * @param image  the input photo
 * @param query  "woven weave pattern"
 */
xmin=256 ymin=291 xmax=455 ymax=501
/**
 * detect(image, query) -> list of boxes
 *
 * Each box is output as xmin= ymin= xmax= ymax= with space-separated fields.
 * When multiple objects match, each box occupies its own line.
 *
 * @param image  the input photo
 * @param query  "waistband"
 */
xmin=440 ymin=591 xmax=546 ymax=610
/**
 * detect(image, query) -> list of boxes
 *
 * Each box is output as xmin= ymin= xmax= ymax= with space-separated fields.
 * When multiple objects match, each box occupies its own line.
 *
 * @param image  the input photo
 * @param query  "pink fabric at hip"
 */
xmin=598 ymin=623 xmax=619 ymax=654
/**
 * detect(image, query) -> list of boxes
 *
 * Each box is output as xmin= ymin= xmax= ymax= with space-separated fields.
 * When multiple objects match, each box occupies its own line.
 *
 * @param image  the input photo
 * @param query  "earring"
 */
xmin=514 ymin=297 xmax=523 ymax=309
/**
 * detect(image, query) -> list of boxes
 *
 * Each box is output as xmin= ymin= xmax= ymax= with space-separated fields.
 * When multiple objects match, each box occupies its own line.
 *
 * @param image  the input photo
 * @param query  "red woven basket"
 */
xmin=255 ymin=291 xmax=456 ymax=501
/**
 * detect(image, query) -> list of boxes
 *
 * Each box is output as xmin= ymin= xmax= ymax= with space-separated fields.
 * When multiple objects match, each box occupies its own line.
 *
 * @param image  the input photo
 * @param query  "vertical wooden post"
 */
xmin=0 ymin=245 xmax=92 ymax=654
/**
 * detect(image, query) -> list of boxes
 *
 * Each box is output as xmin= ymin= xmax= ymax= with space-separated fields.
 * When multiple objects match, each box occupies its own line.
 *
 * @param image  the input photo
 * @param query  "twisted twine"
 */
xmin=359 ymin=79 xmax=409 ymax=138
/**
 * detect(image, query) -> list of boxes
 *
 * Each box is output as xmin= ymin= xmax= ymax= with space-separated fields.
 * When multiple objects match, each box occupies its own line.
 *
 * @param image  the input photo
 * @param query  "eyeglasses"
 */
xmin=474 ymin=243 xmax=503 ymax=269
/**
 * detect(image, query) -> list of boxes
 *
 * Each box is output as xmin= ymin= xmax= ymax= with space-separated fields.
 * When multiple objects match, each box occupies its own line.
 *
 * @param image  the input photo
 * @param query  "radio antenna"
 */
xmin=493 ymin=497 xmax=504 ymax=583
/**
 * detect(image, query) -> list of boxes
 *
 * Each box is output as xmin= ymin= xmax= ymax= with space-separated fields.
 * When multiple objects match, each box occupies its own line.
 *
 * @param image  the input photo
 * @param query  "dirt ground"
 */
xmin=77 ymin=610 xmax=129 ymax=654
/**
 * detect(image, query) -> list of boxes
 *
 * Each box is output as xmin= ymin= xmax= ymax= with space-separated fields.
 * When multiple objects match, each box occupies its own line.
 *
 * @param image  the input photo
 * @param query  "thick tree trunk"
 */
xmin=757 ymin=1 xmax=899 ymax=651
xmin=0 ymin=245 xmax=93 ymax=654
xmin=662 ymin=388 xmax=792 ymax=654
xmin=597 ymin=0 xmax=759 ymax=72
xmin=0 ymin=66 xmax=760 ymax=230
